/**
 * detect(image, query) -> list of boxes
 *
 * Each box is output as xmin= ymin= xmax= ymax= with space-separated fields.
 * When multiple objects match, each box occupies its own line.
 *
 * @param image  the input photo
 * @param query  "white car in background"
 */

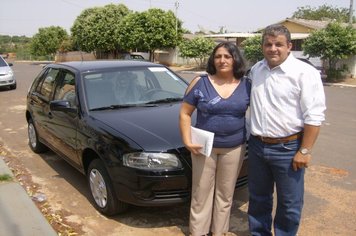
xmin=0 ymin=55 xmax=16 ymax=90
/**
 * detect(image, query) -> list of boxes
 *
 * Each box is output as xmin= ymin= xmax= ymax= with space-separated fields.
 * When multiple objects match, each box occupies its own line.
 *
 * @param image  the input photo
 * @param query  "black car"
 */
xmin=123 ymin=53 xmax=146 ymax=60
xmin=26 ymin=60 xmax=248 ymax=215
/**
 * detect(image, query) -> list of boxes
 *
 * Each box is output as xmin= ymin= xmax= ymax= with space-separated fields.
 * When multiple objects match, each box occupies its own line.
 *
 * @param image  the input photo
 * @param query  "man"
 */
xmin=247 ymin=24 xmax=326 ymax=236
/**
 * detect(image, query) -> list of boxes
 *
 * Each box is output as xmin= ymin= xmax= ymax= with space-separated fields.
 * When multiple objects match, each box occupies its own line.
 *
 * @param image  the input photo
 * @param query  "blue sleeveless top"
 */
xmin=183 ymin=74 xmax=251 ymax=148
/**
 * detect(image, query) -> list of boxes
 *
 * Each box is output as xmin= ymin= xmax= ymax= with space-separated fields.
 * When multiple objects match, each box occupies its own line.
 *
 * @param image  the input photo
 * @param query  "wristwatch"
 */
xmin=299 ymin=147 xmax=311 ymax=155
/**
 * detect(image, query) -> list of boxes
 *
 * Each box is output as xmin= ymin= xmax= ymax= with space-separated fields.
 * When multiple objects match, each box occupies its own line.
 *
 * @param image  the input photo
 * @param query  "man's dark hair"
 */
xmin=206 ymin=42 xmax=246 ymax=79
xmin=262 ymin=24 xmax=291 ymax=44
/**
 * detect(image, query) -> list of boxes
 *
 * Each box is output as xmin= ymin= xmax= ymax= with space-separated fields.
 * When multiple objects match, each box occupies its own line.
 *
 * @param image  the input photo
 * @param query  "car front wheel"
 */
xmin=10 ymin=82 xmax=16 ymax=90
xmin=87 ymin=159 xmax=128 ymax=215
xmin=28 ymin=118 xmax=47 ymax=153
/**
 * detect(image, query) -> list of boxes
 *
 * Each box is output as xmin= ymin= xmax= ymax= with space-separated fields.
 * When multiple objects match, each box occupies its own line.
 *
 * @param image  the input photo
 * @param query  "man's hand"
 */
xmin=293 ymin=152 xmax=311 ymax=171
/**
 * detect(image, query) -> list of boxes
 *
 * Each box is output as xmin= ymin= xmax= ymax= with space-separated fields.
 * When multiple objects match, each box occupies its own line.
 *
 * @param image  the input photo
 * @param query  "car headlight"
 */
xmin=123 ymin=152 xmax=182 ymax=170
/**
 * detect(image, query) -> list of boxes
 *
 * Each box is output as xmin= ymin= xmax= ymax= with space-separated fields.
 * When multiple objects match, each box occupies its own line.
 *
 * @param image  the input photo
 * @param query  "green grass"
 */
xmin=0 ymin=174 xmax=12 ymax=181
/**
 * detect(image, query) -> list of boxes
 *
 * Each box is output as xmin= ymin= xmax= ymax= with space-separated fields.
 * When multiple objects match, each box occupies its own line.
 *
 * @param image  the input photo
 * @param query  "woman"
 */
xmin=179 ymin=42 xmax=251 ymax=236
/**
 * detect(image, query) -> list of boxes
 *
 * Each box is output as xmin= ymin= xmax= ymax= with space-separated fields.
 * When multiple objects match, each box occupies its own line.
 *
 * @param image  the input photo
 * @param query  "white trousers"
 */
xmin=189 ymin=144 xmax=245 ymax=236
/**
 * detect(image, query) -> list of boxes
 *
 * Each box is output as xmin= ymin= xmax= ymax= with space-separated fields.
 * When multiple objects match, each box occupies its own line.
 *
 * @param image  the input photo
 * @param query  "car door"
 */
xmin=28 ymin=67 xmax=61 ymax=145
xmin=48 ymin=69 xmax=81 ymax=167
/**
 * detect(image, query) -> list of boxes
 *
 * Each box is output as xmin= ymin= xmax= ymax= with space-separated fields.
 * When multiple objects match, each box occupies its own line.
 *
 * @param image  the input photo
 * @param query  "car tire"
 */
xmin=28 ymin=118 xmax=48 ymax=153
xmin=87 ymin=159 xmax=128 ymax=215
xmin=10 ymin=82 xmax=16 ymax=90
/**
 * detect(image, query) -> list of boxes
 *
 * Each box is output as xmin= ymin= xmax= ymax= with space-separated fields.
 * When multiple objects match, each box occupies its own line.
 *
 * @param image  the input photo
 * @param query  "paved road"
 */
xmin=0 ymin=61 xmax=355 ymax=235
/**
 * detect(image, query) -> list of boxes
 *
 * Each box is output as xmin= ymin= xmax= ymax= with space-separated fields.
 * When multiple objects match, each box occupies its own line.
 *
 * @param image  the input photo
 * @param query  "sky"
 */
xmin=0 ymin=0 xmax=355 ymax=37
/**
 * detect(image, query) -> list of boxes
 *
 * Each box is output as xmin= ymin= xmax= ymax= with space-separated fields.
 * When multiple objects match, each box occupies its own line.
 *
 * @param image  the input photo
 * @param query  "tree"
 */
xmin=179 ymin=37 xmax=215 ymax=68
xmin=292 ymin=4 xmax=355 ymax=23
xmin=118 ymin=8 xmax=183 ymax=61
xmin=303 ymin=22 xmax=356 ymax=80
xmin=58 ymin=38 xmax=74 ymax=53
xmin=241 ymin=35 xmax=263 ymax=64
xmin=0 ymin=35 xmax=29 ymax=54
xmin=71 ymin=4 xmax=130 ymax=57
xmin=30 ymin=26 xmax=68 ymax=57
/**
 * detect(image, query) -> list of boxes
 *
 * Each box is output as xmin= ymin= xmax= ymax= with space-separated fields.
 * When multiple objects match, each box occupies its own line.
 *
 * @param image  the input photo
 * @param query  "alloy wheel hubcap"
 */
xmin=28 ymin=123 xmax=37 ymax=148
xmin=89 ymin=169 xmax=108 ymax=208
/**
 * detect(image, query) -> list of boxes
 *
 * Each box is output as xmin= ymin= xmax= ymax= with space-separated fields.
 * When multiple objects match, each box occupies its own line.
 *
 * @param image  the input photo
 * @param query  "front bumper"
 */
xmin=113 ymin=169 xmax=190 ymax=206
xmin=111 ymin=159 xmax=248 ymax=207
xmin=0 ymin=74 xmax=16 ymax=87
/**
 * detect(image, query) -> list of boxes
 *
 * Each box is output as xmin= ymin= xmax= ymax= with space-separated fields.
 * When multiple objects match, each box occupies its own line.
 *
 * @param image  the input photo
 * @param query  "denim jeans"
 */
xmin=247 ymin=135 xmax=304 ymax=236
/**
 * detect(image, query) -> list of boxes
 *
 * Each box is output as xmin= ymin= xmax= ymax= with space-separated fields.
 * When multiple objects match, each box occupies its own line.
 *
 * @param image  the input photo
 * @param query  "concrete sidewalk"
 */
xmin=0 ymin=157 xmax=57 ymax=236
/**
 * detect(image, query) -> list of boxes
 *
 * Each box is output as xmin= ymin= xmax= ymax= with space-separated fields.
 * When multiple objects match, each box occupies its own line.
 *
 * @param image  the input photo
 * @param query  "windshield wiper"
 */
xmin=90 ymin=104 xmax=133 ymax=111
xmin=90 ymin=104 xmax=156 ymax=111
xmin=145 ymin=97 xmax=182 ymax=104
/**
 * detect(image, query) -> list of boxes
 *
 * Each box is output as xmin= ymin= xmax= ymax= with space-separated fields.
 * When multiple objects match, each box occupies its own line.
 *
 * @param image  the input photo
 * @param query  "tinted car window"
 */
xmin=84 ymin=66 xmax=187 ymax=109
xmin=54 ymin=70 xmax=76 ymax=108
xmin=36 ymin=68 xmax=60 ymax=100
xmin=0 ymin=56 xmax=7 ymax=67
xmin=150 ymin=69 xmax=187 ymax=94
xmin=130 ymin=54 xmax=145 ymax=60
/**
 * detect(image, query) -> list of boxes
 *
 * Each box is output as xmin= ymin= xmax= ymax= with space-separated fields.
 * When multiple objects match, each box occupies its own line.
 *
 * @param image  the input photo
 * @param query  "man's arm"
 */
xmin=292 ymin=124 xmax=320 ymax=171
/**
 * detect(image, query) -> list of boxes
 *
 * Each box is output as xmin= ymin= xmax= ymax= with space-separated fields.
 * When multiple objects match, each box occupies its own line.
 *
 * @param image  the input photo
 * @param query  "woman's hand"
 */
xmin=185 ymin=143 xmax=203 ymax=156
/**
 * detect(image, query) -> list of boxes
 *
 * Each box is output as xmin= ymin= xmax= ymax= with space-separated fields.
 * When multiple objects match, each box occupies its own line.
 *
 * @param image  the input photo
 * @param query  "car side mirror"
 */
xmin=8 ymin=63 xmax=13 ymax=66
xmin=50 ymin=100 xmax=76 ymax=113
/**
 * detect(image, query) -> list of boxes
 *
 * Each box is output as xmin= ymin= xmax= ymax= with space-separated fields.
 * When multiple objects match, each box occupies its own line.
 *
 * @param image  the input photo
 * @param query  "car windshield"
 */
xmin=83 ymin=66 xmax=188 ymax=110
xmin=0 ymin=57 xmax=8 ymax=67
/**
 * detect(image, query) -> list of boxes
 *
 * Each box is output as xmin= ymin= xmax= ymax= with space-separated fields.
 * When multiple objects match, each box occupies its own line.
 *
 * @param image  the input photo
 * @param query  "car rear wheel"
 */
xmin=87 ymin=159 xmax=128 ymax=215
xmin=28 ymin=118 xmax=47 ymax=153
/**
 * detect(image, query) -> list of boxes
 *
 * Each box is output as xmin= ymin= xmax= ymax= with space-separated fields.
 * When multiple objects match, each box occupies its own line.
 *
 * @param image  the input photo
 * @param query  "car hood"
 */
xmin=0 ymin=66 xmax=12 ymax=75
xmin=90 ymin=103 xmax=188 ymax=152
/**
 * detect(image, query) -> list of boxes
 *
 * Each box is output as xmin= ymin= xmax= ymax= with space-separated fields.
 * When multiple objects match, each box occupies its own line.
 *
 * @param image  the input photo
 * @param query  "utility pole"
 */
xmin=175 ymin=1 xmax=179 ymax=37
xmin=174 ymin=1 xmax=179 ymax=64
xmin=349 ymin=0 xmax=354 ymax=25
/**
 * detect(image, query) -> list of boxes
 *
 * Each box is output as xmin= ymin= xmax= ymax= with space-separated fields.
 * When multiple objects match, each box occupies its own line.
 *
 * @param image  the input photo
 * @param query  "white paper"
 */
xmin=191 ymin=126 xmax=214 ymax=157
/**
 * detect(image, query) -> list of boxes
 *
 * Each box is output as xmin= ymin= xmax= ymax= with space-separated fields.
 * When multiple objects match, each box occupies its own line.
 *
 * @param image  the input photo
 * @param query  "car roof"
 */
xmin=297 ymin=57 xmax=313 ymax=64
xmin=53 ymin=60 xmax=162 ymax=72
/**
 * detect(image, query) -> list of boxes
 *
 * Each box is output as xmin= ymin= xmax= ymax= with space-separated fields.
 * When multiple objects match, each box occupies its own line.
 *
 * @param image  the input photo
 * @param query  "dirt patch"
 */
xmin=299 ymin=165 xmax=356 ymax=235
xmin=340 ymin=76 xmax=356 ymax=86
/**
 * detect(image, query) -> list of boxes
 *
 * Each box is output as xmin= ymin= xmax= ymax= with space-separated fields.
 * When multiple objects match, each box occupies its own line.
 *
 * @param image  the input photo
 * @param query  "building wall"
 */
xmin=281 ymin=22 xmax=314 ymax=33
xmin=55 ymin=51 xmax=96 ymax=62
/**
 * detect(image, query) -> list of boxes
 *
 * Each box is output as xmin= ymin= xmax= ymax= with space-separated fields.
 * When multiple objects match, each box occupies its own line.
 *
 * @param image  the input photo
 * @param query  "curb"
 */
xmin=323 ymin=82 xmax=356 ymax=88
xmin=0 ymin=157 xmax=57 ymax=236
